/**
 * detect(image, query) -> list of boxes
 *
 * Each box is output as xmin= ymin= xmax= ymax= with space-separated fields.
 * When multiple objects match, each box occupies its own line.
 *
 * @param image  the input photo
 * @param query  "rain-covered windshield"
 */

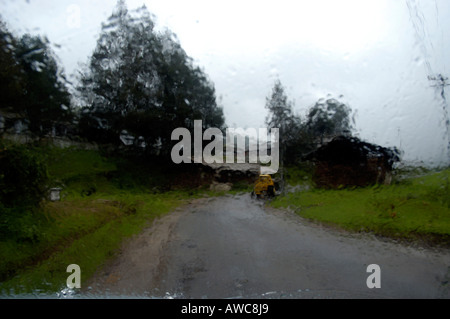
xmin=0 ymin=0 xmax=449 ymax=303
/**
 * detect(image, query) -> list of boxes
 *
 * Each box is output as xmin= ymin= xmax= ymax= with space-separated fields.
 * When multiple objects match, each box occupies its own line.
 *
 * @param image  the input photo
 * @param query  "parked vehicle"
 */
xmin=252 ymin=174 xmax=276 ymax=198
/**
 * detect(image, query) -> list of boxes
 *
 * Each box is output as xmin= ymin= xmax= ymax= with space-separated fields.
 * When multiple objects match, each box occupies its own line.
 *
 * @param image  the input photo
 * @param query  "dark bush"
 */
xmin=0 ymin=141 xmax=49 ymax=241
xmin=0 ymin=141 xmax=48 ymax=210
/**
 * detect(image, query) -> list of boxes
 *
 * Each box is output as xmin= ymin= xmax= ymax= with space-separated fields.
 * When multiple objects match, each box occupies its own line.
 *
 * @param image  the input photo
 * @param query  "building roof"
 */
xmin=304 ymin=135 xmax=400 ymax=168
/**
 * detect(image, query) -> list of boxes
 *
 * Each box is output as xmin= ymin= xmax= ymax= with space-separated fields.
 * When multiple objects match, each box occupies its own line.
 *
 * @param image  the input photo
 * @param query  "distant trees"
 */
xmin=77 ymin=1 xmax=224 ymax=155
xmin=265 ymin=80 xmax=354 ymax=164
xmin=265 ymin=80 xmax=303 ymax=165
xmin=1 ymin=1 xmax=225 ymax=159
xmin=0 ymin=20 xmax=72 ymax=136
xmin=265 ymin=80 xmax=301 ymax=145
xmin=2 ymin=0 xmax=358 ymax=166
xmin=305 ymin=97 xmax=353 ymax=144
xmin=15 ymin=35 xmax=72 ymax=135
xmin=0 ymin=20 xmax=24 ymax=114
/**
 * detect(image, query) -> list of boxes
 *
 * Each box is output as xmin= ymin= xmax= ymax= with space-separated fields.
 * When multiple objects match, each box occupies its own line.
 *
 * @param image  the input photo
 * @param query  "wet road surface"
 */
xmin=87 ymin=194 xmax=450 ymax=298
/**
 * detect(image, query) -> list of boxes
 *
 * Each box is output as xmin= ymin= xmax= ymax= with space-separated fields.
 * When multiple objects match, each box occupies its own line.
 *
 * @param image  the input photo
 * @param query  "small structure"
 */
xmin=0 ymin=110 xmax=28 ymax=134
xmin=49 ymin=187 xmax=63 ymax=201
xmin=304 ymin=136 xmax=400 ymax=188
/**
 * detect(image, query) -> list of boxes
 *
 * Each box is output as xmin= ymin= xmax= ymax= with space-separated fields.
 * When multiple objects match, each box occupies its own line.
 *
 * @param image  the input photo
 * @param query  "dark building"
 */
xmin=305 ymin=135 xmax=400 ymax=188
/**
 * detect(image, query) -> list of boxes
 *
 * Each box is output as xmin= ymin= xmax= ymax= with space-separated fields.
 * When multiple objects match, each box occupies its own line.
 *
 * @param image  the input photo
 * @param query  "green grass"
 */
xmin=271 ymin=167 xmax=450 ymax=245
xmin=0 ymin=146 xmax=197 ymax=295
xmin=0 ymin=192 xmax=186 ymax=295
xmin=46 ymin=147 xmax=117 ymax=181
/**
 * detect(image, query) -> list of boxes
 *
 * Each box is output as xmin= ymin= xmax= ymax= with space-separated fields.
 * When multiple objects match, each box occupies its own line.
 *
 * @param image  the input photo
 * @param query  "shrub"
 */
xmin=0 ymin=141 xmax=48 ymax=207
xmin=0 ymin=141 xmax=48 ymax=240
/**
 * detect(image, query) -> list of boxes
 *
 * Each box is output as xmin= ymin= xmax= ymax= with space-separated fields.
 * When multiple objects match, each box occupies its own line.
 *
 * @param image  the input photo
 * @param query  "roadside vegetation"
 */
xmin=272 ymin=165 xmax=450 ymax=247
xmin=0 ymin=142 xmax=215 ymax=295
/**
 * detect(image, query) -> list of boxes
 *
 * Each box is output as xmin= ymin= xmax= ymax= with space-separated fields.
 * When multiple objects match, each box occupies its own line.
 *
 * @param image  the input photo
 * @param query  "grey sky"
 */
xmin=1 ymin=0 xmax=449 ymax=166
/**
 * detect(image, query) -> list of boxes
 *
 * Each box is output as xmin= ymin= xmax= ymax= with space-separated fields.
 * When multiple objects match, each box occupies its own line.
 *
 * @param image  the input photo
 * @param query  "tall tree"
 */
xmin=78 ymin=2 xmax=160 ymax=144
xmin=265 ymin=80 xmax=302 ymax=164
xmin=78 ymin=1 xmax=224 ymax=153
xmin=15 ymin=34 xmax=72 ymax=136
xmin=305 ymin=97 xmax=353 ymax=144
xmin=0 ymin=20 xmax=24 ymax=115
xmin=0 ymin=18 xmax=72 ymax=136
xmin=265 ymin=80 xmax=304 ymax=193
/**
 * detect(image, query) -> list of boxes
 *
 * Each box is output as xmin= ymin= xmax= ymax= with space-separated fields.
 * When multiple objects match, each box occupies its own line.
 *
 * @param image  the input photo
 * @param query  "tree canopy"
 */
xmin=15 ymin=34 xmax=72 ymax=135
xmin=0 ymin=20 xmax=72 ymax=136
xmin=305 ymin=97 xmax=354 ymax=143
xmin=0 ymin=20 xmax=23 ymax=114
xmin=265 ymin=80 xmax=303 ymax=162
xmin=265 ymin=81 xmax=356 ymax=164
xmin=77 ymin=1 xmax=224 ymax=155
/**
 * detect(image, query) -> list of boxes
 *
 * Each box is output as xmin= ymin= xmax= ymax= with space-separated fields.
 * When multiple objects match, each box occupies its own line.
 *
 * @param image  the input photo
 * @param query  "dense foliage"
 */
xmin=77 ymin=1 xmax=224 ymax=155
xmin=0 ymin=21 xmax=72 ymax=136
xmin=265 ymin=80 xmax=355 ymax=164
xmin=0 ymin=141 xmax=48 ymax=241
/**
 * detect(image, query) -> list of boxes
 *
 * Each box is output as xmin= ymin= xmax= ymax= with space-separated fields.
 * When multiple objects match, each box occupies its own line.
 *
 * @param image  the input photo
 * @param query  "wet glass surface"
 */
xmin=0 ymin=0 xmax=449 ymax=299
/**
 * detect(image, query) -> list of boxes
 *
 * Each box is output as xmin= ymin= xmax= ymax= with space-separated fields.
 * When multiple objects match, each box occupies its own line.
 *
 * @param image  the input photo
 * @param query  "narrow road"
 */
xmin=86 ymin=194 xmax=450 ymax=298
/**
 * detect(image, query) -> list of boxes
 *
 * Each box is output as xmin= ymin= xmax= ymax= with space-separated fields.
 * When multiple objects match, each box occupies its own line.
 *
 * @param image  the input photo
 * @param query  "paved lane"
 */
xmin=87 ymin=194 xmax=450 ymax=298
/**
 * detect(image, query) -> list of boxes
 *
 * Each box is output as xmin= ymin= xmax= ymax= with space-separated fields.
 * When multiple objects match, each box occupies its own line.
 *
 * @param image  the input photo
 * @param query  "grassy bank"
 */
xmin=272 ymin=166 xmax=450 ymax=246
xmin=0 ymin=145 xmax=207 ymax=295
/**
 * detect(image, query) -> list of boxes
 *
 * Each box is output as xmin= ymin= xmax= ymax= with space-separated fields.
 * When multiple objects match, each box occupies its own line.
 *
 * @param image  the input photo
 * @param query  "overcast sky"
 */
xmin=1 ymin=0 xmax=449 ymax=166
